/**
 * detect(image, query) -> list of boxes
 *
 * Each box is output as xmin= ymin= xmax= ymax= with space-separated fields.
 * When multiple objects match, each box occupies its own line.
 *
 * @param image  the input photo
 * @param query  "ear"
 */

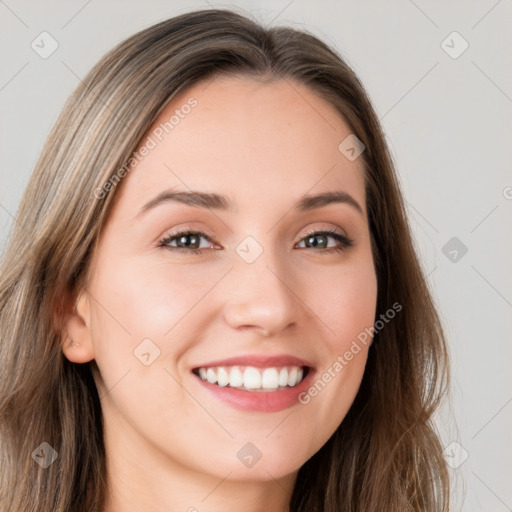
xmin=59 ymin=290 xmax=95 ymax=363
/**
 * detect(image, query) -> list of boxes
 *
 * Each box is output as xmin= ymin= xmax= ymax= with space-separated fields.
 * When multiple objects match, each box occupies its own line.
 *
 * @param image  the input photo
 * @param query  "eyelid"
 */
xmin=156 ymin=223 xmax=216 ymax=244
xmin=299 ymin=226 xmax=349 ymax=241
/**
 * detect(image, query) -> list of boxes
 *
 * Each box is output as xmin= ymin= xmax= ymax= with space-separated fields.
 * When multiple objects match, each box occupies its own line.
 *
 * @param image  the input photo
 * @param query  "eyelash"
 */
xmin=157 ymin=228 xmax=354 ymax=255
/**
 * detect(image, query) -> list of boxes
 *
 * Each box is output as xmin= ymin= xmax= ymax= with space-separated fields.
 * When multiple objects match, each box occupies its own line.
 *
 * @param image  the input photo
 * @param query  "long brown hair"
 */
xmin=0 ymin=8 xmax=450 ymax=511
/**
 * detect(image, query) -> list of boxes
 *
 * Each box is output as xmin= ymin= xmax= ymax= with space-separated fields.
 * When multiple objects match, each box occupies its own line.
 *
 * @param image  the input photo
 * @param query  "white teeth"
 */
xmin=278 ymin=367 xmax=289 ymax=387
xmin=229 ymin=367 xmax=243 ymax=387
xmin=243 ymin=367 xmax=261 ymax=390
xmin=217 ymin=367 xmax=230 ymax=387
xmin=287 ymin=367 xmax=298 ymax=387
xmin=206 ymin=368 xmax=217 ymax=384
xmin=261 ymin=368 xmax=279 ymax=389
xmin=195 ymin=365 xmax=306 ymax=391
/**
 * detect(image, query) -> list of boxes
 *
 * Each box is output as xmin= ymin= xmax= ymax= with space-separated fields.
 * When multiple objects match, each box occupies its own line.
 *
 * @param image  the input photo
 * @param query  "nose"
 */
xmin=221 ymin=247 xmax=301 ymax=337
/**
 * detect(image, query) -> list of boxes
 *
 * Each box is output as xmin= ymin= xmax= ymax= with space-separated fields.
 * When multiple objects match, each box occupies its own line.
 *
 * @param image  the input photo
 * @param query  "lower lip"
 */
xmin=193 ymin=369 xmax=315 ymax=413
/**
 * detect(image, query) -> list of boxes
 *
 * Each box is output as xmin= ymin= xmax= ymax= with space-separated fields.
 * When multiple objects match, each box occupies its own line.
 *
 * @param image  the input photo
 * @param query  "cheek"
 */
xmin=90 ymin=254 xmax=217 ymax=345
xmin=302 ymin=256 xmax=378 ymax=351
xmin=87 ymin=255 xmax=212 ymax=422
xmin=86 ymin=253 xmax=230 ymax=403
xmin=294 ymin=257 xmax=377 ymax=428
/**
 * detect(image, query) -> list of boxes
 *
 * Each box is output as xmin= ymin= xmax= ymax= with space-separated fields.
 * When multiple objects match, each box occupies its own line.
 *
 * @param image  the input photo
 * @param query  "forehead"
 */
xmin=114 ymin=75 xmax=366 ymax=217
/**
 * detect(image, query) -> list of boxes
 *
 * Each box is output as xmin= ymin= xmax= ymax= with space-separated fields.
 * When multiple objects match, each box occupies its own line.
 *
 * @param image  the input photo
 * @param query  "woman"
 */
xmin=0 ymin=8 xmax=450 ymax=512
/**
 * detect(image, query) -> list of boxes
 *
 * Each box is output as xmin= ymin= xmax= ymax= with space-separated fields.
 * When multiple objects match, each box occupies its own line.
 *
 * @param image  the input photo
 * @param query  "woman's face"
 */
xmin=66 ymin=75 xmax=377 ymax=483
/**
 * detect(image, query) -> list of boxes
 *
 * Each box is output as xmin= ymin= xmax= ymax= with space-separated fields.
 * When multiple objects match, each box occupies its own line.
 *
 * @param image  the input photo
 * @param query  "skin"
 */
xmin=63 ymin=75 xmax=378 ymax=512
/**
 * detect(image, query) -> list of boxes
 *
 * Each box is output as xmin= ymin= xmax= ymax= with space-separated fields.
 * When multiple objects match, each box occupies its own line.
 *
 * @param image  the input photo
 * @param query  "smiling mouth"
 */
xmin=192 ymin=365 xmax=310 ymax=392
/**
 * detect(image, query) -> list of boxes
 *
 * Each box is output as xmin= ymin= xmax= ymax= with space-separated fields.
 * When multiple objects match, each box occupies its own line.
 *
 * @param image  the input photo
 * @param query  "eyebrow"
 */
xmin=136 ymin=188 xmax=364 ymax=217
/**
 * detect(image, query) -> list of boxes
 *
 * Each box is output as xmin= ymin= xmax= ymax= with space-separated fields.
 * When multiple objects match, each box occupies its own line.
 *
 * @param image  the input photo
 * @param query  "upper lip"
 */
xmin=192 ymin=354 xmax=315 ymax=370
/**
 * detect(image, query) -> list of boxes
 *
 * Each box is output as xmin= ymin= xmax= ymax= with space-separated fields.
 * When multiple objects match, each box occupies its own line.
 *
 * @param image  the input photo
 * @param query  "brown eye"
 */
xmin=158 ymin=230 xmax=217 ymax=254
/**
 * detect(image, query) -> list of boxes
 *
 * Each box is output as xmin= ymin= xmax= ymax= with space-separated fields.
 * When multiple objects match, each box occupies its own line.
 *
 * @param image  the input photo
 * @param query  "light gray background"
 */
xmin=1 ymin=1 xmax=511 ymax=510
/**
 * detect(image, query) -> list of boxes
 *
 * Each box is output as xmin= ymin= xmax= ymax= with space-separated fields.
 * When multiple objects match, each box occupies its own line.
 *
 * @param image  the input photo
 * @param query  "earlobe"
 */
xmin=60 ymin=291 xmax=95 ymax=363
